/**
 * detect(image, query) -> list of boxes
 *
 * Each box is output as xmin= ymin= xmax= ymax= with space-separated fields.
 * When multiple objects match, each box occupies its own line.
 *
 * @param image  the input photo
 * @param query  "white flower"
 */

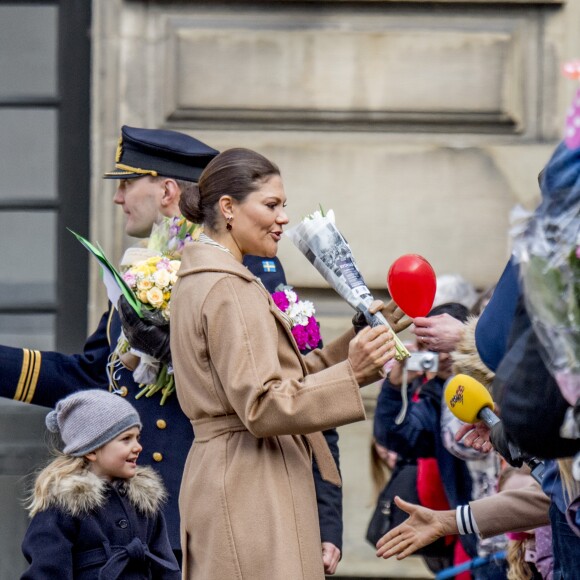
xmin=284 ymin=288 xmax=298 ymax=306
xmin=287 ymin=299 xmax=315 ymax=326
xmin=153 ymin=268 xmax=171 ymax=289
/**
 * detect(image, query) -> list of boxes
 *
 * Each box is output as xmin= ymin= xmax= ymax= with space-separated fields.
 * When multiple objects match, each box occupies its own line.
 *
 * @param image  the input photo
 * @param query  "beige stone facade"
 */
xmin=90 ymin=1 xmax=578 ymax=576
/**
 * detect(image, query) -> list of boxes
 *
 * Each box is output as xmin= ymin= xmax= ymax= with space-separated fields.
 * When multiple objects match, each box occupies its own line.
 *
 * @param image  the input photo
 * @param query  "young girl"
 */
xmin=21 ymin=389 xmax=180 ymax=579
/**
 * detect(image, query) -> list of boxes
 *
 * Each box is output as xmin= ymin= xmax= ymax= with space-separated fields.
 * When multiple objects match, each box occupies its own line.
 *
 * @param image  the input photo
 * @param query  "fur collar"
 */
xmin=28 ymin=464 xmax=166 ymax=518
xmin=452 ymin=316 xmax=495 ymax=389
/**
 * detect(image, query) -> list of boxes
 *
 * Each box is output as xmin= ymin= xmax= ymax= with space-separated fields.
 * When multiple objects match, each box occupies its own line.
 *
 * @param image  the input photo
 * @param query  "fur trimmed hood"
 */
xmin=451 ymin=316 xmax=495 ymax=389
xmin=28 ymin=460 xmax=167 ymax=518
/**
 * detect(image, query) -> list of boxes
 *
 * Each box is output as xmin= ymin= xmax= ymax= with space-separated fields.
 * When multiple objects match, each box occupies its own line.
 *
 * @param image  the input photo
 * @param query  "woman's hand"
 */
xmin=348 ymin=325 xmax=395 ymax=386
xmin=375 ymin=497 xmax=457 ymax=560
xmin=321 ymin=542 xmax=341 ymax=575
xmin=411 ymin=313 xmax=465 ymax=353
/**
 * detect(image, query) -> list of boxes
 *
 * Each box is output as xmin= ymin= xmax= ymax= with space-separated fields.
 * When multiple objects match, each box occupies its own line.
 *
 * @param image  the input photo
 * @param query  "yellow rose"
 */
xmin=138 ymin=289 xmax=149 ymax=303
xmin=137 ymin=278 xmax=153 ymax=291
xmin=153 ymin=268 xmax=171 ymax=289
xmin=169 ymin=260 xmax=181 ymax=273
xmin=146 ymin=286 xmax=165 ymax=309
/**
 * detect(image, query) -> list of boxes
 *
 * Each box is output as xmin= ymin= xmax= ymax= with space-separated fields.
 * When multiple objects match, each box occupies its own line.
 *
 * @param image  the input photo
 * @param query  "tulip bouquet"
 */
xmin=285 ymin=208 xmax=409 ymax=361
xmin=272 ymin=285 xmax=321 ymax=352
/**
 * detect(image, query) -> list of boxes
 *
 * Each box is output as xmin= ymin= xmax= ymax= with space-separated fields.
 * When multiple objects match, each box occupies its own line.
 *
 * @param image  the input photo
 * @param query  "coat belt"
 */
xmin=191 ymin=415 xmax=342 ymax=487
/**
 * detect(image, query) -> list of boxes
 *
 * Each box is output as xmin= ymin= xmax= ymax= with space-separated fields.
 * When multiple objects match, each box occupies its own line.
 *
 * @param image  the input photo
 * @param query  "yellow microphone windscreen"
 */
xmin=444 ymin=374 xmax=494 ymax=424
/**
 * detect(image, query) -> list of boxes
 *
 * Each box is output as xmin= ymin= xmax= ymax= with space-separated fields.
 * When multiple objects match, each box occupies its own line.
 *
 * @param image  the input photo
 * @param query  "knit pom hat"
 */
xmin=45 ymin=390 xmax=142 ymax=456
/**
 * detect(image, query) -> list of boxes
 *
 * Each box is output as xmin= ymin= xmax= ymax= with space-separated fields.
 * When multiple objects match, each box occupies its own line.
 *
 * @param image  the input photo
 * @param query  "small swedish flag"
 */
xmin=262 ymin=260 xmax=277 ymax=273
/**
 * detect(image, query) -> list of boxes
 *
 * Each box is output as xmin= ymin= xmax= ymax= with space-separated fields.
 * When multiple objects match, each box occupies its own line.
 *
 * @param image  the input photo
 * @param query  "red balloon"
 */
xmin=387 ymin=254 xmax=437 ymax=318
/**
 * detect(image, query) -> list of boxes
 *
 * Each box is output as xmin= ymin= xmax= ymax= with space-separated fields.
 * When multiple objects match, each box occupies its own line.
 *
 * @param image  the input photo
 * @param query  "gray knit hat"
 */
xmin=45 ymin=390 xmax=142 ymax=456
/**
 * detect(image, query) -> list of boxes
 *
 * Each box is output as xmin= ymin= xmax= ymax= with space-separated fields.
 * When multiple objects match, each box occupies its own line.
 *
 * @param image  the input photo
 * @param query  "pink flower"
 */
xmin=292 ymin=325 xmax=309 ymax=351
xmin=272 ymin=291 xmax=290 ymax=312
xmin=123 ymin=272 xmax=137 ymax=288
xmin=306 ymin=317 xmax=321 ymax=349
xmin=576 ymin=246 xmax=580 ymax=260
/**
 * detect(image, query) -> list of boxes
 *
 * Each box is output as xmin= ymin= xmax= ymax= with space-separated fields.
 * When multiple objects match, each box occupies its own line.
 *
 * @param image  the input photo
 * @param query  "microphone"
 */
xmin=444 ymin=374 xmax=545 ymax=483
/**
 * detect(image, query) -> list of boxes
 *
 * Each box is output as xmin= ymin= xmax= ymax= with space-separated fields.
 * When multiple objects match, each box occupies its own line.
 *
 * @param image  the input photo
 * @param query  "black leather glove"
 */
xmin=352 ymin=311 xmax=368 ymax=334
xmin=489 ymin=422 xmax=524 ymax=468
xmin=117 ymin=295 xmax=172 ymax=365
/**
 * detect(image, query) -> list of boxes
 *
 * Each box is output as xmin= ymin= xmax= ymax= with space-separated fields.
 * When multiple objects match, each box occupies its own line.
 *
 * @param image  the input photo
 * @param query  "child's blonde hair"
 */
xmin=25 ymin=453 xmax=88 ymax=516
xmin=498 ymin=466 xmax=536 ymax=580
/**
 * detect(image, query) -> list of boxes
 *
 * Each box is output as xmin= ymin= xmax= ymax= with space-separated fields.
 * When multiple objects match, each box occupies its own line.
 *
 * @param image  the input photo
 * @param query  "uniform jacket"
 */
xmin=0 ymin=259 xmax=343 ymax=551
xmin=170 ymin=242 xmax=365 ymax=580
xmin=21 ymin=465 xmax=179 ymax=579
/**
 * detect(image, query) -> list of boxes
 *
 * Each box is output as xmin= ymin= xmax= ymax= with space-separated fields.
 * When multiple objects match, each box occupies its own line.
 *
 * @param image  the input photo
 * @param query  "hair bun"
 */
xmin=45 ymin=410 xmax=60 ymax=433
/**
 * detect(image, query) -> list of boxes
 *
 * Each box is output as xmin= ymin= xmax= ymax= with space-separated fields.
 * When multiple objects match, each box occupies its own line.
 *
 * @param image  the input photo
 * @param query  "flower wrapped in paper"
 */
xmin=285 ymin=209 xmax=409 ymax=361
xmin=511 ymin=143 xmax=580 ymax=409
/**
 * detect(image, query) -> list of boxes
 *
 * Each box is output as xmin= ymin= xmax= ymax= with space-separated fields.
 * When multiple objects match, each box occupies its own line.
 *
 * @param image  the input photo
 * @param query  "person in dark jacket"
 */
xmin=21 ymin=389 xmax=180 ymax=580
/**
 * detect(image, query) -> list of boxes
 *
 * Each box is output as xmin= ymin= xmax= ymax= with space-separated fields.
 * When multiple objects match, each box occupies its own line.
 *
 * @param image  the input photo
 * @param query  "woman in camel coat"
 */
xmin=170 ymin=148 xmax=396 ymax=579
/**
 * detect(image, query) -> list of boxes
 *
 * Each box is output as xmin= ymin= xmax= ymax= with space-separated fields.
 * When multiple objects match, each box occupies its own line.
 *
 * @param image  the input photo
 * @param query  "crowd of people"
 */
xmin=0 ymin=126 xmax=578 ymax=579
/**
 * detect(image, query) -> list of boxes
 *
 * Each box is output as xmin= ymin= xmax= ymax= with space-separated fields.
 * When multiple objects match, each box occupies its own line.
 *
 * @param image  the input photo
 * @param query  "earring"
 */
xmin=226 ymin=216 xmax=233 ymax=231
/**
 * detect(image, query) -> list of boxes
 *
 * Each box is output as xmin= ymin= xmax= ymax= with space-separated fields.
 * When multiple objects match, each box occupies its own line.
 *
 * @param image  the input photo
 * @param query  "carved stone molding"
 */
xmin=156 ymin=8 xmax=540 ymax=135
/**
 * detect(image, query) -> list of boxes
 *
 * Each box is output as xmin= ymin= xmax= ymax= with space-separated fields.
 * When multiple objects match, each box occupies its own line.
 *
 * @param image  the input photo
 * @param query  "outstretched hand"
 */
xmin=117 ymin=295 xmax=172 ymax=364
xmin=379 ymin=300 xmax=413 ymax=334
xmin=455 ymin=422 xmax=494 ymax=453
xmin=375 ymin=497 xmax=456 ymax=560
xmin=352 ymin=300 xmax=412 ymax=335
xmin=411 ymin=313 xmax=465 ymax=352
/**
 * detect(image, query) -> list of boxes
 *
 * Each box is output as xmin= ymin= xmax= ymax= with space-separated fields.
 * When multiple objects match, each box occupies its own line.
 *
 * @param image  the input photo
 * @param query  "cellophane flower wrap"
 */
xmin=272 ymin=285 xmax=321 ymax=351
xmin=285 ymin=208 xmax=409 ymax=361
xmin=511 ymin=148 xmax=580 ymax=409
xmin=112 ymin=216 xmax=201 ymax=405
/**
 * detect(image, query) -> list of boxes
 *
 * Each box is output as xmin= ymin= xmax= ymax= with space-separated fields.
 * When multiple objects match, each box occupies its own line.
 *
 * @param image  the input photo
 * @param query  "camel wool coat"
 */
xmin=170 ymin=242 xmax=366 ymax=580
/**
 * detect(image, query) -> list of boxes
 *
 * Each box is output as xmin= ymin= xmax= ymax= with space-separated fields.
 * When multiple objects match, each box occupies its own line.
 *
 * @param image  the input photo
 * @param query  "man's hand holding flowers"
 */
xmin=118 ymin=295 xmax=171 ymax=364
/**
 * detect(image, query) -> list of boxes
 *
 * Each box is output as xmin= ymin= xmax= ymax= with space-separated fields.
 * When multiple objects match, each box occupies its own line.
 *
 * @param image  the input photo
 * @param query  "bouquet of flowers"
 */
xmin=122 ymin=256 xmax=179 ymax=322
xmin=511 ymin=171 xmax=580 ymax=409
xmin=285 ymin=208 xmax=409 ymax=361
xmin=112 ymin=216 xmax=201 ymax=404
xmin=272 ymin=285 xmax=321 ymax=352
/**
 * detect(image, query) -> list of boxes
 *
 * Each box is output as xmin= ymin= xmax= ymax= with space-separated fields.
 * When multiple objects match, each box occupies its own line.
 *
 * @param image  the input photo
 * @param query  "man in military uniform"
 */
xmin=0 ymin=126 xmax=343 ymax=572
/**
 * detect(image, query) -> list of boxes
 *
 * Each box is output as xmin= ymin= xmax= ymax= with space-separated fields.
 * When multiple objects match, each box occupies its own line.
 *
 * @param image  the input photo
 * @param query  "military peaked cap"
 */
xmin=104 ymin=125 xmax=219 ymax=182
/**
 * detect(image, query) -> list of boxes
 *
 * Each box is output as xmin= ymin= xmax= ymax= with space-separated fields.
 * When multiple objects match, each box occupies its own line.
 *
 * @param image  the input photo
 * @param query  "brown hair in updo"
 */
xmin=179 ymin=148 xmax=280 ymax=230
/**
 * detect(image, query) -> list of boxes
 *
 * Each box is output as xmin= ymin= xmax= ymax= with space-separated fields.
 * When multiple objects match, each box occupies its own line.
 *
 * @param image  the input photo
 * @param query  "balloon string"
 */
xmin=395 ymin=363 xmax=409 ymax=425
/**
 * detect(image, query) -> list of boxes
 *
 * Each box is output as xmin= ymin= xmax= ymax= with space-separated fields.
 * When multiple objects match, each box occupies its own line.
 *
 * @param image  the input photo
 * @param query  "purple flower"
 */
xmin=272 ymin=291 xmax=290 ymax=312
xmin=292 ymin=325 xmax=309 ymax=351
xmin=576 ymin=246 xmax=580 ymax=260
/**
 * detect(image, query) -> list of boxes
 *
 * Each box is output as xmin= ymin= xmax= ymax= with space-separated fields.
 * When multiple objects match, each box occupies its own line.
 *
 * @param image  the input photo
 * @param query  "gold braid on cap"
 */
xmin=115 ymin=137 xmax=123 ymax=162
xmin=114 ymin=163 xmax=158 ymax=177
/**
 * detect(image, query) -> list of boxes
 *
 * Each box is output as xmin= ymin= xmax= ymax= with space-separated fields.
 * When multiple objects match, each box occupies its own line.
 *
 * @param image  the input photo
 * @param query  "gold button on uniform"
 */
xmin=152 ymin=452 xmax=163 ymax=462
xmin=118 ymin=386 xmax=128 ymax=397
xmin=156 ymin=419 xmax=167 ymax=429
